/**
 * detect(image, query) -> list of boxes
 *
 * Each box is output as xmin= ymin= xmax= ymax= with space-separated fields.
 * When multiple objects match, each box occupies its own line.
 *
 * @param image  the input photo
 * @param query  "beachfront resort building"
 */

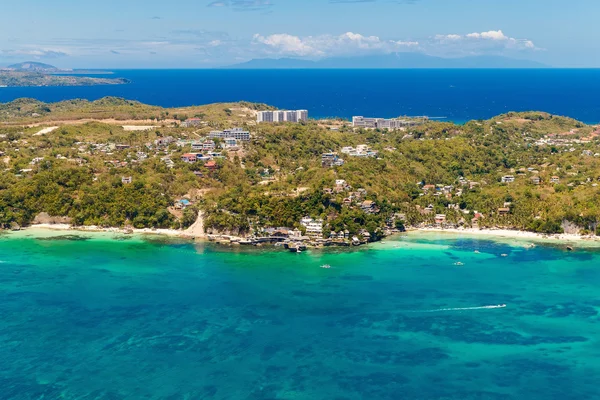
xmin=352 ymin=116 xmax=426 ymax=129
xmin=208 ymin=128 xmax=251 ymax=141
xmin=300 ymin=217 xmax=324 ymax=238
xmin=257 ymin=110 xmax=308 ymax=123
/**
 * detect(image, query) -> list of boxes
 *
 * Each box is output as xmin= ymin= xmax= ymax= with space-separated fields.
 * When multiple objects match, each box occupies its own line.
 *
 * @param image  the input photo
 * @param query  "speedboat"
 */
xmin=320 ymin=264 xmax=331 ymax=269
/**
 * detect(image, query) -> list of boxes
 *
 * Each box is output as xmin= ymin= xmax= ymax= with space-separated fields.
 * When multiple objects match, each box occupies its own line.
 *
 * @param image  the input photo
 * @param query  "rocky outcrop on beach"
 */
xmin=32 ymin=212 xmax=72 ymax=225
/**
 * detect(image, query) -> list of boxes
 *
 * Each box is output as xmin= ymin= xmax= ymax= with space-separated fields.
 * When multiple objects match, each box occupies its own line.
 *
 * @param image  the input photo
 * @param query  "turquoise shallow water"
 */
xmin=1 ymin=231 xmax=599 ymax=399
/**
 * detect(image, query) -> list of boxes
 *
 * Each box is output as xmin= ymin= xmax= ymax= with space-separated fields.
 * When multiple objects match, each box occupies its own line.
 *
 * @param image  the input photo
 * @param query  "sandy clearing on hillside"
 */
xmin=184 ymin=210 xmax=205 ymax=238
xmin=34 ymin=126 xmax=58 ymax=136
xmin=122 ymin=125 xmax=157 ymax=131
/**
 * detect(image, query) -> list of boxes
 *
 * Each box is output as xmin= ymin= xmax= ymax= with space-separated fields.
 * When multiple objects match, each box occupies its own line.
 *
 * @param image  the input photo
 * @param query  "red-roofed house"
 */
xmin=205 ymin=160 xmax=218 ymax=171
xmin=181 ymin=153 xmax=197 ymax=163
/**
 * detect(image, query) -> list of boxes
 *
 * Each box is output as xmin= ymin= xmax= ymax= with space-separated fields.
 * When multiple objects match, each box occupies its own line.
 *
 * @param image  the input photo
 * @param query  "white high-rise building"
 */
xmin=257 ymin=110 xmax=308 ymax=123
xmin=285 ymin=111 xmax=297 ymax=123
xmin=257 ymin=111 xmax=274 ymax=123
xmin=296 ymin=110 xmax=308 ymax=122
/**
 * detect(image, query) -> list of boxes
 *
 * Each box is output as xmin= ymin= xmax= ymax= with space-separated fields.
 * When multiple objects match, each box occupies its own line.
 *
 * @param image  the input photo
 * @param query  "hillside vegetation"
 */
xmin=0 ymin=97 xmax=273 ymax=124
xmin=1 ymin=97 xmax=599 ymax=238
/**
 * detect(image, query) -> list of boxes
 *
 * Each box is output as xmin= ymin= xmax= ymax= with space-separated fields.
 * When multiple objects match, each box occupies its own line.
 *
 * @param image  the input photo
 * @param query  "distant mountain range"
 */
xmin=226 ymin=54 xmax=548 ymax=69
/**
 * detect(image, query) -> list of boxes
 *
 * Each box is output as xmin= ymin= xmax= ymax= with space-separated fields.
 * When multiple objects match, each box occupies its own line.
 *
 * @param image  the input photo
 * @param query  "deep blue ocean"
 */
xmin=1 ymin=69 xmax=599 ymax=123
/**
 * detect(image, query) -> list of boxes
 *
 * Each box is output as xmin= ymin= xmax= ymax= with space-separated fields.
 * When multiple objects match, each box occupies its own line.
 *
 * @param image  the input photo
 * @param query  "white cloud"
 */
xmin=434 ymin=30 xmax=540 ymax=52
xmin=253 ymin=33 xmax=320 ymax=56
xmin=251 ymin=29 xmax=538 ymax=59
xmin=252 ymin=32 xmax=418 ymax=57
xmin=466 ymin=30 xmax=509 ymax=40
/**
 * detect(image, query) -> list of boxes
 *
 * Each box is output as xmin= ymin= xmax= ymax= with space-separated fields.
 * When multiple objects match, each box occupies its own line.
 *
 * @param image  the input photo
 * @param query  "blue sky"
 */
xmin=0 ymin=0 xmax=598 ymax=68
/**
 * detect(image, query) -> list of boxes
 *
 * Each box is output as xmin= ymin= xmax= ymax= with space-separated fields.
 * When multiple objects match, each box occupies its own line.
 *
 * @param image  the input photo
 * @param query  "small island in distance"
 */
xmin=0 ymin=62 xmax=129 ymax=87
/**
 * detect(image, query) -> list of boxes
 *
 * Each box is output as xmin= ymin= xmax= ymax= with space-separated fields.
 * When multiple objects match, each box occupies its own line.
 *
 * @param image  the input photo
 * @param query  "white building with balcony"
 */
xmin=300 ymin=217 xmax=324 ymax=238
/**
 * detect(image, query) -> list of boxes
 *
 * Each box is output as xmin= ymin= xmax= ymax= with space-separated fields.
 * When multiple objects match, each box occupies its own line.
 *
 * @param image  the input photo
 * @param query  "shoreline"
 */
xmin=408 ymin=227 xmax=599 ymax=243
xmin=8 ymin=224 xmax=600 ymax=248
xmin=24 ymin=223 xmax=203 ymax=239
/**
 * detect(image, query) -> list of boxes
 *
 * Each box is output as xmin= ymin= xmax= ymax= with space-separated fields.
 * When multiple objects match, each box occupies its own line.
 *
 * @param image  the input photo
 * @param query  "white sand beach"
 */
xmin=26 ymin=223 xmax=204 ymax=239
xmin=410 ymin=227 xmax=600 ymax=246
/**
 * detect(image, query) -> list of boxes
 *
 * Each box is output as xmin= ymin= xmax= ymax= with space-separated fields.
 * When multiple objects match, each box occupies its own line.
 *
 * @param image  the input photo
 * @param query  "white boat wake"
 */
xmin=414 ymin=304 xmax=506 ymax=313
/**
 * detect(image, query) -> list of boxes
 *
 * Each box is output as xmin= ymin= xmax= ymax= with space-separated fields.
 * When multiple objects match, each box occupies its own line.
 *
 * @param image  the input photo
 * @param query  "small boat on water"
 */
xmin=453 ymin=261 xmax=464 ymax=266
xmin=566 ymin=246 xmax=574 ymax=251
xmin=320 ymin=264 xmax=331 ymax=269
xmin=501 ymin=254 xmax=508 ymax=257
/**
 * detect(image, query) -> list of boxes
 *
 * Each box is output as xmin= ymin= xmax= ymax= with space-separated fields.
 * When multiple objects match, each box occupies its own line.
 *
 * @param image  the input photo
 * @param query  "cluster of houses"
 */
xmin=502 ymin=171 xmax=562 ymax=185
xmin=65 ymin=126 xmax=251 ymax=176
xmin=533 ymin=134 xmax=600 ymax=157
xmin=321 ymin=153 xmax=345 ymax=168
xmin=180 ymin=154 xmax=219 ymax=171
xmin=534 ymin=136 xmax=591 ymax=147
xmin=321 ymin=181 xmax=378 ymax=214
xmin=181 ymin=151 xmax=222 ymax=163
xmin=341 ymin=145 xmax=378 ymax=158
xmin=417 ymin=204 xmax=487 ymax=228
xmin=418 ymin=179 xmax=477 ymax=198
xmin=239 ymin=215 xmax=373 ymax=247
xmin=418 ymin=169 xmax=569 ymax=200
xmin=228 ymin=218 xmax=372 ymax=248
xmin=321 ymin=145 xmax=378 ymax=168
